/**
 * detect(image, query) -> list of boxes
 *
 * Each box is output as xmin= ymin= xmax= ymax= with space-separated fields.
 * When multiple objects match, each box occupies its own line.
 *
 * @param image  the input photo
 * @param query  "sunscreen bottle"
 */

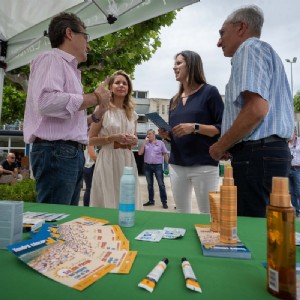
xmin=138 ymin=258 xmax=168 ymax=293
xmin=267 ymin=177 xmax=296 ymax=299
xmin=181 ymin=258 xmax=202 ymax=293
xmin=220 ymin=165 xmax=237 ymax=243
xmin=119 ymin=166 xmax=136 ymax=227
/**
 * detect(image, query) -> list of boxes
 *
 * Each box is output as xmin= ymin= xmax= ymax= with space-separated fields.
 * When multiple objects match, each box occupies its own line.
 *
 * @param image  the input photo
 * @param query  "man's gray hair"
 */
xmin=147 ymin=129 xmax=156 ymax=135
xmin=226 ymin=5 xmax=264 ymax=37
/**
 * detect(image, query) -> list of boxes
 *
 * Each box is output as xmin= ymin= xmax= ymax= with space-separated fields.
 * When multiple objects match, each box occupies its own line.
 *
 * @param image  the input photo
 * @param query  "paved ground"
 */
xmin=80 ymin=175 xmax=200 ymax=213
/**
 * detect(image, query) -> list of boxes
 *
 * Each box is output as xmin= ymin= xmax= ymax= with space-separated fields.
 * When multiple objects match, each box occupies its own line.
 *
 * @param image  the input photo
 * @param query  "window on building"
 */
xmin=133 ymin=91 xmax=148 ymax=99
xmin=162 ymin=105 xmax=165 ymax=114
xmin=156 ymin=103 xmax=160 ymax=113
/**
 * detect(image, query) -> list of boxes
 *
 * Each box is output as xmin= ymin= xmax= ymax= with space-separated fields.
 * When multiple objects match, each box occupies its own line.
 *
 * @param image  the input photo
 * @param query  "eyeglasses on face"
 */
xmin=72 ymin=30 xmax=90 ymax=42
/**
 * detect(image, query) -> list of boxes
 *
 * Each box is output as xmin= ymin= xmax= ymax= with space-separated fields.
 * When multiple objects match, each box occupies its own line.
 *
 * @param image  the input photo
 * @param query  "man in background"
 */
xmin=138 ymin=129 xmax=169 ymax=209
xmin=0 ymin=153 xmax=21 ymax=183
xmin=289 ymin=127 xmax=300 ymax=216
xmin=209 ymin=5 xmax=294 ymax=217
xmin=23 ymin=12 xmax=110 ymax=205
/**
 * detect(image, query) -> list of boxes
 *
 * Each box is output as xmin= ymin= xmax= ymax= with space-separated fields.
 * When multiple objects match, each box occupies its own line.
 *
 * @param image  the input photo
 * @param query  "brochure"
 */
xmin=195 ymin=224 xmax=252 ymax=260
xmin=7 ymin=216 xmax=137 ymax=291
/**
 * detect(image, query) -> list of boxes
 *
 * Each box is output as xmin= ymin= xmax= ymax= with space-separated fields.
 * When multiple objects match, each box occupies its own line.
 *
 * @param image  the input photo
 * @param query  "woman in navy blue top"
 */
xmin=159 ymin=50 xmax=224 ymax=213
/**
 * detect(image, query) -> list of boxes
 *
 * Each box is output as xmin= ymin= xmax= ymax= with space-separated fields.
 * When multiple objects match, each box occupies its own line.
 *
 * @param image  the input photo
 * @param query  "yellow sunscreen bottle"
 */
xmin=181 ymin=258 xmax=202 ymax=293
xmin=138 ymin=258 xmax=168 ymax=293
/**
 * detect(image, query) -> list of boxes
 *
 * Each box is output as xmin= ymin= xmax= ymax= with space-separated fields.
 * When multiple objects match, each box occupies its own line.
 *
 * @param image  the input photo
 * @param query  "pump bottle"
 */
xmin=267 ymin=177 xmax=296 ymax=299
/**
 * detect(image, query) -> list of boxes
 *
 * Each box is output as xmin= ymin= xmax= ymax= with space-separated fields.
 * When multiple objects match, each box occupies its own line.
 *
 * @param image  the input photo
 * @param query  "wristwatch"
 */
xmin=91 ymin=113 xmax=100 ymax=123
xmin=194 ymin=123 xmax=200 ymax=134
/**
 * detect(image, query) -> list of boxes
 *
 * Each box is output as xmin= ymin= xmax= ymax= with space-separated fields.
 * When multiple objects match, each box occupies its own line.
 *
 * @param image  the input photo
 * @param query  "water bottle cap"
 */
xmin=123 ymin=166 xmax=133 ymax=175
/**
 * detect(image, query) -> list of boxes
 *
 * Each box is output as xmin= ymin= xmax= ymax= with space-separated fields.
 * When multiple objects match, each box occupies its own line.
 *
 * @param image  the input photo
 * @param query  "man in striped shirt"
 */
xmin=209 ymin=5 xmax=294 ymax=217
xmin=23 ymin=12 xmax=110 ymax=205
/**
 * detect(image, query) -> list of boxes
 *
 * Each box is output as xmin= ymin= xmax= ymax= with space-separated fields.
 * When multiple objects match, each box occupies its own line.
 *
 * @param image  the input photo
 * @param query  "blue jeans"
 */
xmin=30 ymin=142 xmax=85 ymax=205
xmin=229 ymin=140 xmax=291 ymax=217
xmin=83 ymin=164 xmax=95 ymax=207
xmin=144 ymin=163 xmax=167 ymax=204
xmin=289 ymin=167 xmax=300 ymax=214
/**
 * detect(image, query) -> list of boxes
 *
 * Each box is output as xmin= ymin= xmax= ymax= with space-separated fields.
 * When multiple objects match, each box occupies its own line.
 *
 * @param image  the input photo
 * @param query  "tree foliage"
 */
xmin=1 ymin=12 xmax=177 ymax=124
xmin=294 ymin=90 xmax=300 ymax=112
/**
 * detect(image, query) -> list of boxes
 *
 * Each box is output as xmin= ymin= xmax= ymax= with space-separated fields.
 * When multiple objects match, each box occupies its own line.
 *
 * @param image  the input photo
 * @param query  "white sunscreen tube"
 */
xmin=181 ymin=257 xmax=202 ymax=293
xmin=138 ymin=258 xmax=168 ymax=292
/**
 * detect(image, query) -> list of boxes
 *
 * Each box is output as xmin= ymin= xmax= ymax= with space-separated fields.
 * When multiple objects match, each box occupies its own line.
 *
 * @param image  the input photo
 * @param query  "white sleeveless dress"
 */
xmin=90 ymin=108 xmax=142 ymax=210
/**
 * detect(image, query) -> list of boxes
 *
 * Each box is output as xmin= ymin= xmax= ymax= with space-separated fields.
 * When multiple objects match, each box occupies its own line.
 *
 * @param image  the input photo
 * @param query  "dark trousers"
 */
xmin=229 ymin=140 xmax=291 ymax=217
xmin=289 ymin=167 xmax=300 ymax=214
xmin=144 ymin=163 xmax=167 ymax=204
xmin=83 ymin=164 xmax=95 ymax=207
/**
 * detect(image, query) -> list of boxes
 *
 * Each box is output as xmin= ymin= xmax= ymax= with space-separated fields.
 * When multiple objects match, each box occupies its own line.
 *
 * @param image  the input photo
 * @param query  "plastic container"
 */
xmin=119 ymin=166 xmax=136 ymax=227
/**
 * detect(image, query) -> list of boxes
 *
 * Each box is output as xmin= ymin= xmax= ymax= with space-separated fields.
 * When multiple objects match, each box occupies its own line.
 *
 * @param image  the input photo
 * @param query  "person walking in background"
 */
xmin=159 ymin=50 xmax=224 ymax=214
xmin=209 ymin=5 xmax=294 ymax=217
xmin=23 ymin=12 xmax=111 ymax=205
xmin=83 ymin=145 xmax=98 ymax=207
xmin=89 ymin=70 xmax=141 ymax=209
xmin=138 ymin=129 xmax=169 ymax=209
xmin=289 ymin=127 xmax=300 ymax=216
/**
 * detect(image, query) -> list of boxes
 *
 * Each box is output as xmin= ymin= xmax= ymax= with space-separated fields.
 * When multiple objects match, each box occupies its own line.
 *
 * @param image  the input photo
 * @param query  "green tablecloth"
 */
xmin=1 ymin=202 xmax=298 ymax=300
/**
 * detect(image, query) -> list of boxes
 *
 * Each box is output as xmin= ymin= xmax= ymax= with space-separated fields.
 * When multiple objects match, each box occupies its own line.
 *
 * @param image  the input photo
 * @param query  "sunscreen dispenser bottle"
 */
xmin=267 ymin=177 xmax=296 ymax=299
xmin=119 ymin=166 xmax=136 ymax=227
xmin=220 ymin=165 xmax=237 ymax=243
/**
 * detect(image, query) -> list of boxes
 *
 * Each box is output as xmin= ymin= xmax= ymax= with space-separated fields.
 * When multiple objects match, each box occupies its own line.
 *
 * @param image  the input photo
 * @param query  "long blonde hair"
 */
xmin=108 ymin=70 xmax=135 ymax=120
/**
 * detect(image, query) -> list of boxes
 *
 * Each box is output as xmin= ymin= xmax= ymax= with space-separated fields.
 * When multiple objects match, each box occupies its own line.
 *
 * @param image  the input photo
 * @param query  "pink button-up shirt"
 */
xmin=23 ymin=48 xmax=88 ymax=144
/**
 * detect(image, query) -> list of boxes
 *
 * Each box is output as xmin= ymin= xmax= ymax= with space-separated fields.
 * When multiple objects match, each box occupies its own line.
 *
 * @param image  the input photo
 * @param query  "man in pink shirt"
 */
xmin=23 ymin=12 xmax=110 ymax=205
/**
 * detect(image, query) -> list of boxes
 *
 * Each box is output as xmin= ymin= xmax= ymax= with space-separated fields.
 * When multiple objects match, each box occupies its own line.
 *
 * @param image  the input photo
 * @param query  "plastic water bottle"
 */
xmin=119 ymin=166 xmax=136 ymax=227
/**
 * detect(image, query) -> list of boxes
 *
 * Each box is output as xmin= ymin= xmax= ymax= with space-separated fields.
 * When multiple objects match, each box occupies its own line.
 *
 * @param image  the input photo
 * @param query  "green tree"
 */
xmin=1 ymin=12 xmax=177 ymax=124
xmin=294 ymin=91 xmax=300 ymax=112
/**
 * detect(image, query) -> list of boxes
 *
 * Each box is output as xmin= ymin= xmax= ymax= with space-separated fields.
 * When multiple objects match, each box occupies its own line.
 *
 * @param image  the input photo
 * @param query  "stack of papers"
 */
xmin=7 ymin=216 xmax=137 ymax=291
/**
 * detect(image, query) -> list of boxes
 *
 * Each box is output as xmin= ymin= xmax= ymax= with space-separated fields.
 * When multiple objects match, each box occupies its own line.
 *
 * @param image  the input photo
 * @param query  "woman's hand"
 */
xmin=172 ymin=123 xmax=194 ymax=137
xmin=124 ymin=133 xmax=138 ymax=145
xmin=158 ymin=128 xmax=170 ymax=139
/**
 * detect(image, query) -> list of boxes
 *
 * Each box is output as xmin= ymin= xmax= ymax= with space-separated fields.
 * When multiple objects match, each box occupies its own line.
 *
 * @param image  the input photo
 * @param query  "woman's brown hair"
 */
xmin=170 ymin=50 xmax=206 ymax=111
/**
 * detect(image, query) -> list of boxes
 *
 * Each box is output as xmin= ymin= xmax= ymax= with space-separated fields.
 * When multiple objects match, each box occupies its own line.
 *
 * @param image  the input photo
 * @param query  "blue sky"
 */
xmin=132 ymin=0 xmax=300 ymax=99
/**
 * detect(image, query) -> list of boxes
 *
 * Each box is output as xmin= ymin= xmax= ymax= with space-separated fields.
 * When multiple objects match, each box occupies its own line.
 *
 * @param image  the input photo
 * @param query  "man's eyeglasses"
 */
xmin=72 ymin=30 xmax=90 ymax=42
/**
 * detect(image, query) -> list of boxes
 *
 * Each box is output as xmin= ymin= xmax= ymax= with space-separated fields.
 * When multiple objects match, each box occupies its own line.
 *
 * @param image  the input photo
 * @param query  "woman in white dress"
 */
xmin=89 ymin=70 xmax=141 ymax=209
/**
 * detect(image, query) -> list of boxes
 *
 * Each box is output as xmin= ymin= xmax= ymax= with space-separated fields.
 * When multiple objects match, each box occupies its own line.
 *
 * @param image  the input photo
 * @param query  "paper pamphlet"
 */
xmin=195 ymin=224 xmax=252 ymax=260
xmin=145 ymin=112 xmax=172 ymax=131
xmin=7 ymin=216 xmax=137 ymax=291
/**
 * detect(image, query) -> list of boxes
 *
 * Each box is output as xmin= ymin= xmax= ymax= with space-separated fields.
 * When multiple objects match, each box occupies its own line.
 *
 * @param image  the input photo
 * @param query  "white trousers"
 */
xmin=169 ymin=164 xmax=219 ymax=214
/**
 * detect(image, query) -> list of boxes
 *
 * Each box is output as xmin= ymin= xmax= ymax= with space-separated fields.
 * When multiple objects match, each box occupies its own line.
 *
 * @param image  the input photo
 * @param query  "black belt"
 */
xmin=34 ymin=138 xmax=86 ymax=151
xmin=291 ymin=166 xmax=300 ymax=169
xmin=230 ymin=135 xmax=287 ymax=152
xmin=242 ymin=135 xmax=287 ymax=146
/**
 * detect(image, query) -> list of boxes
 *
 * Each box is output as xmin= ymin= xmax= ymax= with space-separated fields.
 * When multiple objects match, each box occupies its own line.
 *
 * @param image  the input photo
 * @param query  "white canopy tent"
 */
xmin=0 ymin=0 xmax=199 ymax=121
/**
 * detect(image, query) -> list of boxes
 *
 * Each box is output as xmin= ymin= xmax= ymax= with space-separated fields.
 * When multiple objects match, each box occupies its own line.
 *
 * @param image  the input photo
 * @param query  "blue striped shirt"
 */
xmin=221 ymin=37 xmax=294 ymax=141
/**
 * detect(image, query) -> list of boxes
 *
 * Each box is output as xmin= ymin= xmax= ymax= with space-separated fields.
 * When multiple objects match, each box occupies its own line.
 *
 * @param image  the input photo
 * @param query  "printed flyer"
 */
xmin=7 ymin=216 xmax=137 ymax=291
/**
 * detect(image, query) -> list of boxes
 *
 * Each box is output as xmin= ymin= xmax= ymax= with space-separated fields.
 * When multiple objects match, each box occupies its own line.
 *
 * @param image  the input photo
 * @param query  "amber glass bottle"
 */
xmin=267 ymin=177 xmax=296 ymax=299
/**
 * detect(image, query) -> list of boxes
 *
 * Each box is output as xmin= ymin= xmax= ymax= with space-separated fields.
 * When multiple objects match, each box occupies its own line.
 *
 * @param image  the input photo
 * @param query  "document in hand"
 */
xmin=145 ymin=112 xmax=172 ymax=131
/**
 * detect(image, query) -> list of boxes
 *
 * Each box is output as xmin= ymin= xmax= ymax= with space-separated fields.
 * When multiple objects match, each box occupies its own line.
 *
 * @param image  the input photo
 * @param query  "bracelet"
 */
xmin=91 ymin=113 xmax=101 ymax=123
xmin=93 ymin=92 xmax=101 ymax=105
xmin=105 ymin=136 xmax=111 ymax=143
